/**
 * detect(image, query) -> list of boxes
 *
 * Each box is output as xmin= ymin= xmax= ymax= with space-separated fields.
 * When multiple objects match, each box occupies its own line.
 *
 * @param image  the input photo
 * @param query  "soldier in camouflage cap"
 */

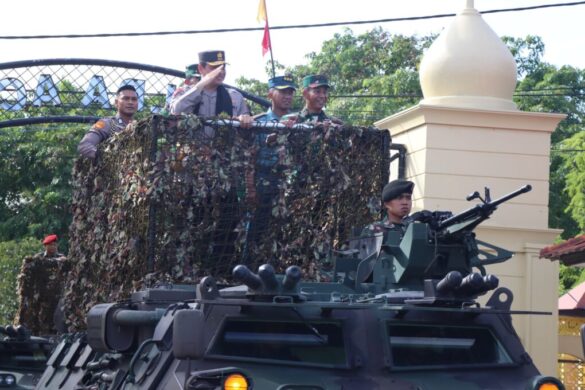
xmin=361 ymin=179 xmax=415 ymax=237
xmin=78 ymin=85 xmax=138 ymax=159
xmin=286 ymin=74 xmax=342 ymax=125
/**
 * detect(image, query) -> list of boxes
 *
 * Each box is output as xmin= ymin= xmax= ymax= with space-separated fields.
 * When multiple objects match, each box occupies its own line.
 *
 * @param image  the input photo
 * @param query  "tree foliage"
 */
xmin=286 ymin=28 xmax=433 ymax=125
xmin=509 ymin=36 xmax=585 ymax=238
xmin=560 ymin=131 xmax=585 ymax=231
xmin=0 ymin=124 xmax=85 ymax=246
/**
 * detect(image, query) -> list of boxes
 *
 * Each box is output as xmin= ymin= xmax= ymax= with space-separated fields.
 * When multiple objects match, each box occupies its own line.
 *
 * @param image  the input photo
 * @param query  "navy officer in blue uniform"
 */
xmin=244 ymin=76 xmax=298 ymax=259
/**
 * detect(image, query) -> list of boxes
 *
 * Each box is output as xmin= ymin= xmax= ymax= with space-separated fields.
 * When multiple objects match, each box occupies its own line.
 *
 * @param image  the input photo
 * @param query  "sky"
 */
xmin=0 ymin=0 xmax=583 ymax=85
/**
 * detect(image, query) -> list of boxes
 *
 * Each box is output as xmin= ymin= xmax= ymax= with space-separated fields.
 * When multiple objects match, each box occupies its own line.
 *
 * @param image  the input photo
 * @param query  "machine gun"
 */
xmin=435 ymin=184 xmax=532 ymax=238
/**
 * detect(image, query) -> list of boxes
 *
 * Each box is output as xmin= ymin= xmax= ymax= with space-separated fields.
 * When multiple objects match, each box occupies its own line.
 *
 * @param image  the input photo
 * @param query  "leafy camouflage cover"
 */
xmin=63 ymin=115 xmax=389 ymax=330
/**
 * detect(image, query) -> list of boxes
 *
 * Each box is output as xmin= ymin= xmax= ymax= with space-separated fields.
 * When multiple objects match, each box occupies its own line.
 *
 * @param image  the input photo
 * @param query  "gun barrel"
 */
xmin=437 ymin=185 xmax=532 ymax=231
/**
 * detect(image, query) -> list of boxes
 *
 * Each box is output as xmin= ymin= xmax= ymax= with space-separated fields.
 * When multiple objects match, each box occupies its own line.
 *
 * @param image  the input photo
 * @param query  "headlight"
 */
xmin=223 ymin=374 xmax=248 ymax=390
xmin=0 ymin=374 xmax=17 ymax=387
xmin=4 ymin=375 xmax=15 ymax=386
xmin=224 ymin=373 xmax=249 ymax=390
xmin=530 ymin=375 xmax=565 ymax=390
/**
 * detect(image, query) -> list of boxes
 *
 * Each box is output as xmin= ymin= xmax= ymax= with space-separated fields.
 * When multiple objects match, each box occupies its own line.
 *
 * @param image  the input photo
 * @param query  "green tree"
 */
xmin=510 ymin=38 xmax=585 ymax=238
xmin=560 ymin=131 xmax=585 ymax=230
xmin=235 ymin=28 xmax=432 ymax=125
xmin=0 ymin=123 xmax=85 ymax=245
xmin=0 ymin=237 xmax=39 ymax=324
xmin=286 ymin=28 xmax=432 ymax=125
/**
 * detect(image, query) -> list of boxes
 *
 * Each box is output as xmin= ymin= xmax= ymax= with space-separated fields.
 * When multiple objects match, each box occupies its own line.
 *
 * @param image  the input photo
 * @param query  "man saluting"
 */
xmin=169 ymin=50 xmax=252 ymax=136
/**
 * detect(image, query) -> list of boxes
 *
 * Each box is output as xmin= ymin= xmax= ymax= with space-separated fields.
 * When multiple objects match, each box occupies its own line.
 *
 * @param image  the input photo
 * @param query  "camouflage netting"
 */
xmin=64 ymin=115 xmax=390 ymax=330
xmin=15 ymin=254 xmax=70 ymax=335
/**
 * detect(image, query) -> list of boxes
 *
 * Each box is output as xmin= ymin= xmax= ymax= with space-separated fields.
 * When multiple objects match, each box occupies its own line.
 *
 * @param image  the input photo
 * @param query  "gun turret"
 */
xmin=343 ymin=185 xmax=531 ymax=299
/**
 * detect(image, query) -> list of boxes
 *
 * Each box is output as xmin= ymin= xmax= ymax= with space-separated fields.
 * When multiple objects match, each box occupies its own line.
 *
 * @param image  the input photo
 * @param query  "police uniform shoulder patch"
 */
xmin=93 ymin=120 xmax=106 ymax=130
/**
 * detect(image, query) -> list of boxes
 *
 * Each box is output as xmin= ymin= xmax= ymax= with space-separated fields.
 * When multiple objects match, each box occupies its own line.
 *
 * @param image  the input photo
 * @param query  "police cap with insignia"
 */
xmin=42 ymin=234 xmax=58 ymax=245
xmin=199 ymin=50 xmax=227 ymax=66
xmin=302 ymin=74 xmax=330 ymax=89
xmin=268 ymin=75 xmax=297 ymax=90
xmin=382 ymin=179 xmax=414 ymax=202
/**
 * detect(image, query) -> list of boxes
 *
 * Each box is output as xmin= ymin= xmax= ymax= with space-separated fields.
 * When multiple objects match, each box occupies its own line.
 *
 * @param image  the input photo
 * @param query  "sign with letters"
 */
xmin=0 ymin=59 xmax=183 ymax=119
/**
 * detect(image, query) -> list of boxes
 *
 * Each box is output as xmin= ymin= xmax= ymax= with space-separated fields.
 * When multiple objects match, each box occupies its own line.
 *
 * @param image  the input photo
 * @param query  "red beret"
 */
xmin=42 ymin=234 xmax=58 ymax=245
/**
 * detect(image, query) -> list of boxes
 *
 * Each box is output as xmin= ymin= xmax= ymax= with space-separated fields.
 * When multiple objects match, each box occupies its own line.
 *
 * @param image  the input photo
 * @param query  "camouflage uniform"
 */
xmin=360 ymin=216 xmax=405 ymax=237
xmin=15 ymin=252 xmax=70 ymax=335
xmin=291 ymin=107 xmax=330 ymax=124
xmin=78 ymin=115 xmax=130 ymax=158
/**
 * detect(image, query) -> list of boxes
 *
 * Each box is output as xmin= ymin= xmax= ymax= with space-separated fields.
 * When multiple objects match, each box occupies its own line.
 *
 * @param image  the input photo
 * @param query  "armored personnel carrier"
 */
xmin=33 ymin=184 xmax=565 ymax=389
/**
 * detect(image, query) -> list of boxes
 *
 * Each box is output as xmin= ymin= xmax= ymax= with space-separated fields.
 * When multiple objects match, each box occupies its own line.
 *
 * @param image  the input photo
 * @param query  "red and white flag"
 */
xmin=257 ymin=0 xmax=272 ymax=56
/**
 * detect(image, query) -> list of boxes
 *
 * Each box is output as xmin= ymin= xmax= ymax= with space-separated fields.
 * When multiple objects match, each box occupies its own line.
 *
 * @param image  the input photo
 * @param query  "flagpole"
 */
xmin=264 ymin=0 xmax=275 ymax=78
xmin=267 ymin=26 xmax=275 ymax=78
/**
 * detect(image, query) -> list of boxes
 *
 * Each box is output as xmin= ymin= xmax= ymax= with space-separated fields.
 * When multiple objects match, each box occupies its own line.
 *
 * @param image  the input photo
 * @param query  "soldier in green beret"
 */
xmin=361 ymin=179 xmax=415 ymax=237
xmin=285 ymin=74 xmax=342 ymax=125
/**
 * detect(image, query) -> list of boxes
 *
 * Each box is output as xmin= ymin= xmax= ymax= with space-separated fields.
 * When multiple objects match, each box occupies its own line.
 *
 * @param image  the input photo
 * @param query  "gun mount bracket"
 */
xmin=486 ymin=287 xmax=513 ymax=311
xmin=197 ymin=277 xmax=219 ymax=300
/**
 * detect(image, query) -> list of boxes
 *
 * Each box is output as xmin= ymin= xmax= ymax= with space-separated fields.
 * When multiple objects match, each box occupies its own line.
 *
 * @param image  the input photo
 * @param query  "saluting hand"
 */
xmin=194 ymin=65 xmax=225 ymax=91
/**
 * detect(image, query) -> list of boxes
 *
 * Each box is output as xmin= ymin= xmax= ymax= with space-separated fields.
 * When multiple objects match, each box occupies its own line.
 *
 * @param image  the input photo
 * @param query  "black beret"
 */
xmin=382 ymin=179 xmax=414 ymax=202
